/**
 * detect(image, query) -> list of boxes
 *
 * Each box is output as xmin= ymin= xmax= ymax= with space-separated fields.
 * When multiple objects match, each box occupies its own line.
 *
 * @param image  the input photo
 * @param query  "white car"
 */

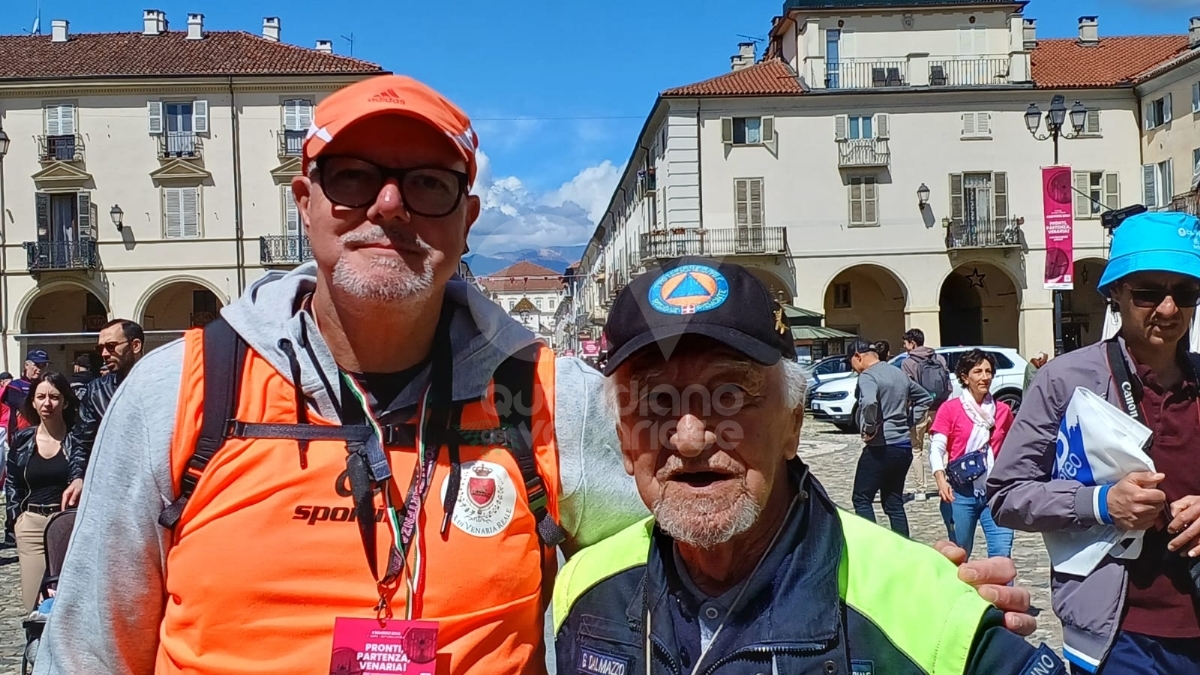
xmin=807 ymin=346 xmax=1029 ymax=433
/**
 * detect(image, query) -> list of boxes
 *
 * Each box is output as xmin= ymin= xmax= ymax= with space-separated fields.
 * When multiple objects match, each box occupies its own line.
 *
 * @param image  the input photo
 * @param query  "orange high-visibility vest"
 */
xmin=155 ymin=328 xmax=562 ymax=674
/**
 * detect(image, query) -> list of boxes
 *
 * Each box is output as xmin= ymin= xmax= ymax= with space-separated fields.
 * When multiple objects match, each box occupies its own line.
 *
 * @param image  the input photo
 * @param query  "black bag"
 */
xmin=946 ymin=448 xmax=988 ymax=490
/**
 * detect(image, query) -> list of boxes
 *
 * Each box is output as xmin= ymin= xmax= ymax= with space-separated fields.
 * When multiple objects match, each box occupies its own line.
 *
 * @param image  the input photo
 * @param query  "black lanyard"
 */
xmin=340 ymin=310 xmax=456 ymax=611
xmin=1105 ymin=339 xmax=1145 ymax=424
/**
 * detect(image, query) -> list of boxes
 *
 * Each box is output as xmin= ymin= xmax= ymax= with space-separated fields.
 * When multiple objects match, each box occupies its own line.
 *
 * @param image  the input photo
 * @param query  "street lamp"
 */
xmin=1025 ymin=94 xmax=1087 ymax=165
xmin=110 ymin=204 xmax=124 ymax=231
xmin=0 ymin=130 xmax=9 ymax=156
xmin=1026 ymin=94 xmax=1088 ymax=357
xmin=917 ymin=183 xmax=931 ymax=210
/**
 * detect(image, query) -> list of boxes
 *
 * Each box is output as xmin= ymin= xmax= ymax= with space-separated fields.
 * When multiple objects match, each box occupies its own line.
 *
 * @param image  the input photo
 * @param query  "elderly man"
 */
xmin=989 ymin=211 xmax=1200 ymax=674
xmin=554 ymin=258 xmax=1063 ymax=675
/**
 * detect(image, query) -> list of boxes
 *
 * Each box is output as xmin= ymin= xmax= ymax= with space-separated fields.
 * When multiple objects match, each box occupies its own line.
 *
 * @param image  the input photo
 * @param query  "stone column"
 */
xmin=905 ymin=307 xmax=942 ymax=347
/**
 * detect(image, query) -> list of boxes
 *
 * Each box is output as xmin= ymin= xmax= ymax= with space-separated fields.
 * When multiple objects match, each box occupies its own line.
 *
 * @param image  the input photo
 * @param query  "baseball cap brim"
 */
xmin=1097 ymin=249 xmax=1200 ymax=295
xmin=603 ymin=322 xmax=784 ymax=376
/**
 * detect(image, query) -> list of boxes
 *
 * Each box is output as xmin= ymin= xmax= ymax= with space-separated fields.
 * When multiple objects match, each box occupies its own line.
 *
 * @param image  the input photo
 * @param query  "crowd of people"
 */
xmin=0 ymin=321 xmax=144 ymax=615
xmin=3 ymin=73 xmax=1194 ymax=674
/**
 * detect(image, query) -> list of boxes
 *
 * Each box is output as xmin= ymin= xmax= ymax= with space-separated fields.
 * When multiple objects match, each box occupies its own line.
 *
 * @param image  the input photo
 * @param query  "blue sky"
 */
xmin=8 ymin=0 xmax=1198 ymax=255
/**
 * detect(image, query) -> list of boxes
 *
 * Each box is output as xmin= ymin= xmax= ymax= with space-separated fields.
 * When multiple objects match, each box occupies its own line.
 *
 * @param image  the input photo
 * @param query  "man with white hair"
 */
xmin=553 ymin=257 xmax=1062 ymax=675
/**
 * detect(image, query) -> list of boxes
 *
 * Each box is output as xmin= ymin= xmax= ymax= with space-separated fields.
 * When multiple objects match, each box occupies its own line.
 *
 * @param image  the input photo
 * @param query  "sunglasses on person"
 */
xmin=315 ymin=155 xmax=469 ymax=216
xmin=1125 ymin=283 xmax=1200 ymax=309
xmin=97 ymin=340 xmax=128 ymax=354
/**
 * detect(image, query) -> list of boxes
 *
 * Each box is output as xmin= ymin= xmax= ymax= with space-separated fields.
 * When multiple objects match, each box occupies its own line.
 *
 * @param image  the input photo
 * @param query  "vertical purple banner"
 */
xmin=1042 ymin=166 xmax=1075 ymax=290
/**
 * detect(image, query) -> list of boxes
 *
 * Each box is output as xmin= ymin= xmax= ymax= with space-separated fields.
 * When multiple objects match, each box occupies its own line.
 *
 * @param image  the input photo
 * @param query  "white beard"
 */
xmin=331 ymin=227 xmax=437 ymax=303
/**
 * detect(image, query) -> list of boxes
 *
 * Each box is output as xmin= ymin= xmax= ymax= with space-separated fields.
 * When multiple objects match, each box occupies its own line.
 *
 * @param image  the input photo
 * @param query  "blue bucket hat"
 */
xmin=1097 ymin=211 xmax=1200 ymax=296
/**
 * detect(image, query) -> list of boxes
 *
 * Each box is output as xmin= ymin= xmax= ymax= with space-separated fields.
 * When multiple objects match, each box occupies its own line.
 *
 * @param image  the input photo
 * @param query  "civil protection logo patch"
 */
xmin=647 ymin=265 xmax=729 ymax=315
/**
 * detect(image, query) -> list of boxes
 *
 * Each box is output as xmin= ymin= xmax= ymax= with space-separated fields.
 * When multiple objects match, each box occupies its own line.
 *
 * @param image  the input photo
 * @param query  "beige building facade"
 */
xmin=0 ymin=11 xmax=385 ymax=371
xmin=575 ymin=2 xmax=1200 ymax=359
xmin=1136 ymin=20 xmax=1200 ymax=217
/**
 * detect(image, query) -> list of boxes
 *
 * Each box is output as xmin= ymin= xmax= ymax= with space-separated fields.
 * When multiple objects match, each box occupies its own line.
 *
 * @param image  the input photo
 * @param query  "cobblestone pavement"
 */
xmin=0 ymin=419 xmax=1063 ymax=674
xmin=799 ymin=418 xmax=1064 ymax=654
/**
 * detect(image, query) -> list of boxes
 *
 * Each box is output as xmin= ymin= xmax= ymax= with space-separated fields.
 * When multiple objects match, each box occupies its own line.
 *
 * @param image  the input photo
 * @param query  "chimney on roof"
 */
xmin=50 ymin=20 xmax=68 ymax=43
xmin=316 ymin=39 xmax=333 ymax=53
xmin=263 ymin=17 xmax=281 ymax=42
xmin=1078 ymin=16 xmax=1099 ymax=45
xmin=1190 ymin=17 xmax=1200 ymax=49
xmin=186 ymin=14 xmax=204 ymax=40
xmin=1022 ymin=18 xmax=1037 ymax=50
xmin=730 ymin=41 xmax=756 ymax=72
xmin=143 ymin=9 xmax=166 ymax=36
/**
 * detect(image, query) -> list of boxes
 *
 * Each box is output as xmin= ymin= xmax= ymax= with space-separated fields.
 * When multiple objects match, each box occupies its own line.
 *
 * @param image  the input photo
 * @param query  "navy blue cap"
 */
xmin=602 ymin=257 xmax=796 ymax=375
xmin=26 ymin=349 xmax=49 ymax=364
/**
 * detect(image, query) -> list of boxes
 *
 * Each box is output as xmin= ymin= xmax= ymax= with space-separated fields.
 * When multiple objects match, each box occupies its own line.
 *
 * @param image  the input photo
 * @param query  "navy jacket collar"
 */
xmin=631 ymin=459 xmax=844 ymax=650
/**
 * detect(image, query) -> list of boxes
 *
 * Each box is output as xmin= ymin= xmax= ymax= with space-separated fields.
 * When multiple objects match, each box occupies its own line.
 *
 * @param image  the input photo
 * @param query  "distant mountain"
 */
xmin=464 ymin=245 xmax=589 ymax=276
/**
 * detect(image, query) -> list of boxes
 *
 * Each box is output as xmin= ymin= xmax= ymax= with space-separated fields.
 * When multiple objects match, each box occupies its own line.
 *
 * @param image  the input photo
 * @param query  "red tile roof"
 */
xmin=1030 ymin=36 xmax=1191 ymax=89
xmin=662 ymin=59 xmax=802 ymax=97
xmin=479 ymin=261 xmax=564 ymax=293
xmin=0 ymin=30 xmax=384 ymax=79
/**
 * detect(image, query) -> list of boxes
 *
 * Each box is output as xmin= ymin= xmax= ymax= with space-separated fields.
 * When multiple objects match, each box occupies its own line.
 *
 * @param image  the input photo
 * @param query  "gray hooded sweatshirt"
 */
xmin=33 ymin=262 xmax=649 ymax=675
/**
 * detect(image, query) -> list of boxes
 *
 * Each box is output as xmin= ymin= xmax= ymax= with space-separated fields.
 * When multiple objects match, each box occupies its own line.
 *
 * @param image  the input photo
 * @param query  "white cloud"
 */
xmin=543 ymin=160 xmax=622 ymax=224
xmin=467 ymin=150 xmax=623 ymax=256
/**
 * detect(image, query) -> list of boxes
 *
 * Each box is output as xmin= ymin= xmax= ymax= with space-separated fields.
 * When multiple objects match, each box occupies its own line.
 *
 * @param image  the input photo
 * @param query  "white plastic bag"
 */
xmin=1045 ymin=386 xmax=1155 ymax=578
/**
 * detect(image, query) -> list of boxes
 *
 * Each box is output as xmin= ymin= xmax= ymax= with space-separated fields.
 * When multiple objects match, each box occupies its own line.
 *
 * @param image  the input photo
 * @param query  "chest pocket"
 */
xmin=574 ymin=615 xmax=640 ymax=675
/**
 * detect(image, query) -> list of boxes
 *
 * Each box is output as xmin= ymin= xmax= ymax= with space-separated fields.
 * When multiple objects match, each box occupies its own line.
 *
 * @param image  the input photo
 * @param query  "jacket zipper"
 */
xmin=649 ymin=632 xmax=682 ymax=674
xmin=700 ymin=640 xmax=838 ymax=675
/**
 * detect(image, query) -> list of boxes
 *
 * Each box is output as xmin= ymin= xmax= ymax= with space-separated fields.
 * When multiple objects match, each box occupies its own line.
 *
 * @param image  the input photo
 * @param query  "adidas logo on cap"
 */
xmin=368 ymin=88 xmax=406 ymax=105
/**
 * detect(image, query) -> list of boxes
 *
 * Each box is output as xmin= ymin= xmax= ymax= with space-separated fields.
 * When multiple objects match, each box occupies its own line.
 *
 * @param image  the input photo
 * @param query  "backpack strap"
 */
xmin=491 ymin=344 xmax=566 ymax=549
xmin=158 ymin=318 xmax=248 ymax=529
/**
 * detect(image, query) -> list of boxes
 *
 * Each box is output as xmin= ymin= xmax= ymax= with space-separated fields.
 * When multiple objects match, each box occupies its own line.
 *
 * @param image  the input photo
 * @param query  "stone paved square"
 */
xmin=0 ymin=418 xmax=1062 ymax=674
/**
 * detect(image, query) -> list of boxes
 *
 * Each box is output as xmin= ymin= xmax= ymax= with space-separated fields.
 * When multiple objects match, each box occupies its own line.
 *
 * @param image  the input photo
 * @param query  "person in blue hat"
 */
xmin=988 ymin=211 xmax=1200 ymax=674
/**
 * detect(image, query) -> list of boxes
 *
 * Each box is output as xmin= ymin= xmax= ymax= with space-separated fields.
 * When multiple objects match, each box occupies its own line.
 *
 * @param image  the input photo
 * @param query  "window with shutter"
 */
xmin=147 ymin=101 xmax=164 ymax=135
xmin=193 ymin=100 xmax=209 ymax=134
xmin=950 ymin=173 xmax=964 ymax=224
xmin=1103 ymin=173 xmax=1120 ymax=212
xmin=1164 ymin=94 xmax=1173 ymax=124
xmin=1073 ymin=172 xmax=1091 ymax=218
xmin=164 ymin=188 xmax=183 ymax=238
xmin=835 ymin=115 xmax=849 ymax=141
xmin=748 ymin=179 xmax=763 ymax=227
xmin=962 ymin=113 xmax=976 ymax=136
xmin=283 ymin=186 xmax=300 ymax=236
xmin=1193 ymin=82 xmax=1200 ymax=113
xmin=993 ymin=172 xmax=1007 ymax=223
xmin=875 ymin=113 xmax=890 ymax=139
xmin=735 ymin=179 xmax=749 ymax=225
xmin=35 ymin=193 xmax=51 ymax=242
xmin=1143 ymin=164 xmax=1159 ymax=208
xmin=848 ymin=177 xmax=878 ymax=227
xmin=1084 ymin=110 xmax=1101 ymax=135
xmin=1162 ymin=159 xmax=1174 ymax=202
xmin=45 ymin=105 xmax=61 ymax=136
xmin=77 ymin=192 xmax=92 ymax=238
xmin=721 ymin=117 xmax=734 ymax=144
xmin=58 ymin=104 xmax=76 ymax=136
xmin=181 ymin=187 xmax=200 ymax=238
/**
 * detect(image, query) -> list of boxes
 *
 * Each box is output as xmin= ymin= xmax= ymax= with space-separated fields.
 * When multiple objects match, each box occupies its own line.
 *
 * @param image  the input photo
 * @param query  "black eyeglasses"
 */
xmin=315 ymin=155 xmax=469 ymax=216
xmin=1126 ymin=284 xmax=1200 ymax=309
xmin=97 ymin=340 xmax=129 ymax=354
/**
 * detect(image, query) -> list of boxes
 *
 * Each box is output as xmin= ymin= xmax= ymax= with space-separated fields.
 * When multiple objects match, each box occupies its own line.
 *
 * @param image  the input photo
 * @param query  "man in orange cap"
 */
xmin=36 ymin=74 xmax=1034 ymax=675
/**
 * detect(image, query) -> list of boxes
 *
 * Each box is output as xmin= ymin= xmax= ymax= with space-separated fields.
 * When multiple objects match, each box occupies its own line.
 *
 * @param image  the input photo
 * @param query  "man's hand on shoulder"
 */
xmin=933 ymin=540 xmax=1036 ymax=637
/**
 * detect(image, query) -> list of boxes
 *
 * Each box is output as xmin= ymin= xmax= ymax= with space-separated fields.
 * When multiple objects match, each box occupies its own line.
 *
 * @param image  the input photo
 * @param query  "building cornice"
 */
xmin=0 ymin=73 xmax=382 ymax=97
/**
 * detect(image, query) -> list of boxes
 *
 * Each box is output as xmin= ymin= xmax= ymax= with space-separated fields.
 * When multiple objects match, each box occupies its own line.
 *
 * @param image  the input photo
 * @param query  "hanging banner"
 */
xmin=1042 ymin=165 xmax=1075 ymax=290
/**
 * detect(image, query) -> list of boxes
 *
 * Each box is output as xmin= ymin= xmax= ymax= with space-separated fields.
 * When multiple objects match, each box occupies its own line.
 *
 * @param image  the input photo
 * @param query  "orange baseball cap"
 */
xmin=303 ymin=74 xmax=480 ymax=186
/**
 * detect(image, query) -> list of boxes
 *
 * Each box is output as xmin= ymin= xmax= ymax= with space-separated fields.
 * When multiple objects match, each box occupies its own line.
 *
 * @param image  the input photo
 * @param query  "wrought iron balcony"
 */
xmin=640 ymin=226 xmax=788 ymax=260
xmin=928 ymin=58 xmax=1010 ymax=87
xmin=825 ymin=60 xmax=908 ymax=89
xmin=24 ymin=239 xmax=100 ymax=272
xmin=945 ymin=216 xmax=1022 ymax=250
xmin=38 ymin=134 xmax=85 ymax=162
xmin=260 ymin=235 xmax=312 ymax=266
xmin=838 ymin=138 xmax=890 ymax=168
xmin=159 ymin=132 xmax=203 ymax=159
xmin=279 ymin=129 xmax=305 ymax=158
xmin=1168 ymin=192 xmax=1200 ymax=216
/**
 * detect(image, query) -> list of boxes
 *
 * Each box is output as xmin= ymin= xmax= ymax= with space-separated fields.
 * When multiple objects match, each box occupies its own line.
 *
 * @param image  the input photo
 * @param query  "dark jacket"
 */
xmin=66 ymin=371 xmax=125 ymax=479
xmin=4 ymin=426 xmax=84 ymax=524
xmin=856 ymin=361 xmax=931 ymax=446
xmin=555 ymin=463 xmax=1065 ymax=675
xmin=69 ymin=372 xmax=96 ymax=405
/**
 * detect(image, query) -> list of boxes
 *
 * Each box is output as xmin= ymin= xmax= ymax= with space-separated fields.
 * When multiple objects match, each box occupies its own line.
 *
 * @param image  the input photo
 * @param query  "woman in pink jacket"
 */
xmin=930 ymin=349 xmax=1015 ymax=560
